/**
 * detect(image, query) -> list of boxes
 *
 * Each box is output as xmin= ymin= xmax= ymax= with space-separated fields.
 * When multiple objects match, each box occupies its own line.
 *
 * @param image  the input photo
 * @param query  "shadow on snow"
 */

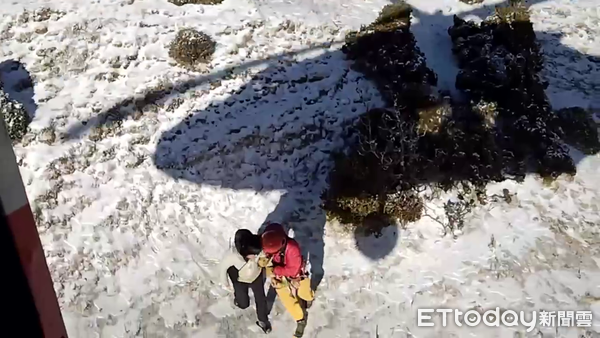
xmin=59 ymin=0 xmax=599 ymax=283
xmin=0 ymin=60 xmax=37 ymax=120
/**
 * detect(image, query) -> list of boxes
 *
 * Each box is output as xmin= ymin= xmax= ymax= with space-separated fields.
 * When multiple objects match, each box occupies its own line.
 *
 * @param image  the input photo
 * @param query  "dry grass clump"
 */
xmin=169 ymin=29 xmax=216 ymax=68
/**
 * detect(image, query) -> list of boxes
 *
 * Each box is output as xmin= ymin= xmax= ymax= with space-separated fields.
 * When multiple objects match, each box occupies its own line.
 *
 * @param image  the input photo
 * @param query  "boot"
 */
xmin=256 ymin=320 xmax=272 ymax=334
xmin=293 ymin=318 xmax=307 ymax=337
xmin=299 ymin=299 xmax=313 ymax=310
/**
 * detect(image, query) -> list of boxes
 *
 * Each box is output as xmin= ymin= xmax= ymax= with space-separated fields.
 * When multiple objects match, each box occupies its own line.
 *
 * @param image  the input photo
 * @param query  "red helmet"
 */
xmin=261 ymin=223 xmax=287 ymax=254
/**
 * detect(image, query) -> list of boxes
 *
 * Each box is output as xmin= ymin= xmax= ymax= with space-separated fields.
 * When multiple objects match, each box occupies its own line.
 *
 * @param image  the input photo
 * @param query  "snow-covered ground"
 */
xmin=1 ymin=0 xmax=599 ymax=336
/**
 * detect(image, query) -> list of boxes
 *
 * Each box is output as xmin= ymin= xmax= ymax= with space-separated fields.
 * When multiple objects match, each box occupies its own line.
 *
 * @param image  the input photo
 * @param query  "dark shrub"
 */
xmin=325 ymin=2 xmax=487 ymax=228
xmin=448 ymin=2 xmax=575 ymax=179
xmin=343 ymin=2 xmax=437 ymax=106
xmin=324 ymin=1 xmax=577 ymax=232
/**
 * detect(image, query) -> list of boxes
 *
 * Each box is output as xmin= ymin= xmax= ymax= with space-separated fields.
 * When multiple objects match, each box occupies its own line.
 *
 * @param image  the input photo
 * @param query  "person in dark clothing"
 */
xmin=219 ymin=229 xmax=271 ymax=333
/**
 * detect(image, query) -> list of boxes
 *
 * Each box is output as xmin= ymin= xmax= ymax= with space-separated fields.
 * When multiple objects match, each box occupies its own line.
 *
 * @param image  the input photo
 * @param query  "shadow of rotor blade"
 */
xmin=65 ymin=40 xmax=345 ymax=140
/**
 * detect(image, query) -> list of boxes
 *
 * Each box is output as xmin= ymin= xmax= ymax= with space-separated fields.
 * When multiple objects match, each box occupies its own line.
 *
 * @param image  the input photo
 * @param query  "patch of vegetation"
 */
xmin=19 ymin=7 xmax=66 ymax=23
xmin=384 ymin=191 xmax=423 ymax=225
xmin=493 ymin=0 xmax=531 ymax=23
xmin=443 ymin=195 xmax=475 ymax=237
xmin=373 ymin=2 xmax=412 ymax=28
xmin=343 ymin=3 xmax=437 ymax=105
xmin=88 ymin=123 xmax=122 ymax=142
xmin=448 ymin=2 xmax=575 ymax=179
xmin=0 ymin=88 xmax=29 ymax=142
xmin=169 ymin=29 xmax=216 ymax=68
xmin=324 ymin=1 xmax=575 ymax=234
xmin=323 ymin=193 xmax=381 ymax=226
xmin=325 ymin=2 xmax=484 ymax=230
xmin=38 ymin=126 xmax=57 ymax=144
xmin=34 ymin=178 xmax=65 ymax=209
xmin=33 ymin=7 xmax=65 ymax=22
xmin=168 ymin=0 xmax=223 ymax=5
xmin=554 ymin=107 xmax=600 ymax=155
xmin=416 ymin=100 xmax=453 ymax=135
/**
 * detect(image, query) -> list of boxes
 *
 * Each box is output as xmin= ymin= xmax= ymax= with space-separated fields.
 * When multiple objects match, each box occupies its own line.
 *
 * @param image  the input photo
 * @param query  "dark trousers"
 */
xmin=227 ymin=266 xmax=268 ymax=323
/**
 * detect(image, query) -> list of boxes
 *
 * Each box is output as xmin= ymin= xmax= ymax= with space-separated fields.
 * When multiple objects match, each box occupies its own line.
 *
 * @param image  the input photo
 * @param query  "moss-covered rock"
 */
xmin=169 ymin=29 xmax=216 ymax=68
xmin=0 ymin=88 xmax=29 ymax=142
xmin=555 ymin=107 xmax=600 ymax=155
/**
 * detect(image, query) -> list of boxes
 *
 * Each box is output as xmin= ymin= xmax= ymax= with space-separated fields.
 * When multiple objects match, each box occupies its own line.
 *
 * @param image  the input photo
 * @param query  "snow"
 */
xmin=1 ymin=0 xmax=599 ymax=337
